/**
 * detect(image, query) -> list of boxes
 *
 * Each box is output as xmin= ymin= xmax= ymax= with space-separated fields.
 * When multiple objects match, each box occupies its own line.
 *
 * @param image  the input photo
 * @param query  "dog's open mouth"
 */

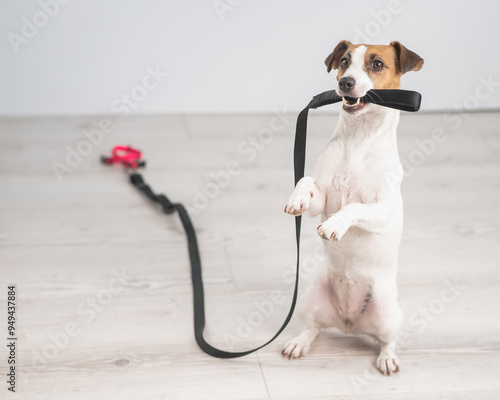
xmin=342 ymin=96 xmax=366 ymax=113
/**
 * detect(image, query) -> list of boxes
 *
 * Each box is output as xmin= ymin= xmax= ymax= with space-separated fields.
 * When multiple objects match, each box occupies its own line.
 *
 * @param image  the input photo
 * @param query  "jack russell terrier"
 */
xmin=282 ymin=40 xmax=424 ymax=375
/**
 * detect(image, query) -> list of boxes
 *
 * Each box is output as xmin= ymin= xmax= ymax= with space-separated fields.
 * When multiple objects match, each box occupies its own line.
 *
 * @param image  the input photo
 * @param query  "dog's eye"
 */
xmin=340 ymin=58 xmax=349 ymax=69
xmin=373 ymin=60 xmax=384 ymax=70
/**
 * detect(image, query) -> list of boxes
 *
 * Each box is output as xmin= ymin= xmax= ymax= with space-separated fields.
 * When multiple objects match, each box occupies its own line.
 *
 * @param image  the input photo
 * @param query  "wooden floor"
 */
xmin=1 ymin=111 xmax=499 ymax=399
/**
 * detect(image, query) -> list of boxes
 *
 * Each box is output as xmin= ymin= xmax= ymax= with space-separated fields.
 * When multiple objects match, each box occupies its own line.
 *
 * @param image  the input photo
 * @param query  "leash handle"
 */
xmin=305 ymin=88 xmax=422 ymax=113
xmin=363 ymin=89 xmax=422 ymax=112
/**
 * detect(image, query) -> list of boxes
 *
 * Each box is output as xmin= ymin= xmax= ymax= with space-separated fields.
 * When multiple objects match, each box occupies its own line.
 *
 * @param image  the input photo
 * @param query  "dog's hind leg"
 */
xmin=282 ymin=276 xmax=343 ymax=359
xmin=362 ymin=291 xmax=403 ymax=375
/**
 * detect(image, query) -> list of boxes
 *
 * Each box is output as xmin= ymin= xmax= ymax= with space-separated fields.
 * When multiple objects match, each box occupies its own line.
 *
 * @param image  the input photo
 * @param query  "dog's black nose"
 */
xmin=338 ymin=76 xmax=355 ymax=93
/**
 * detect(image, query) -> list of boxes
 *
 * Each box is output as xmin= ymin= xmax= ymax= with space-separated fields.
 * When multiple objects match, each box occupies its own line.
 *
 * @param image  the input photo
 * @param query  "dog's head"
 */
xmin=325 ymin=41 xmax=424 ymax=115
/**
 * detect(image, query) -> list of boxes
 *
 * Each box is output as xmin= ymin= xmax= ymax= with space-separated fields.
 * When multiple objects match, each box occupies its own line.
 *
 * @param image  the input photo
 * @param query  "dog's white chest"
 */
xmin=320 ymin=143 xmax=382 ymax=214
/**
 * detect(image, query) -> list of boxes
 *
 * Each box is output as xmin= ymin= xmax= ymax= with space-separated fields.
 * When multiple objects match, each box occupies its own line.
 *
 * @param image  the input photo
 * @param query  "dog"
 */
xmin=282 ymin=40 xmax=424 ymax=375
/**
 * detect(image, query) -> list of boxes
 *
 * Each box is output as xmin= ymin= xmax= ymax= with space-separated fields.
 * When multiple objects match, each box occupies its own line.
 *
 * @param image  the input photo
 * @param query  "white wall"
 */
xmin=1 ymin=0 xmax=500 ymax=115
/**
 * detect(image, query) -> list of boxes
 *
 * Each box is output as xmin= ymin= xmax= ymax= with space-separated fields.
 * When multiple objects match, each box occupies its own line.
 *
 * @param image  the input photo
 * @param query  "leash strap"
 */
xmin=105 ymin=88 xmax=421 ymax=358
xmin=126 ymin=92 xmax=339 ymax=358
xmin=362 ymin=89 xmax=422 ymax=112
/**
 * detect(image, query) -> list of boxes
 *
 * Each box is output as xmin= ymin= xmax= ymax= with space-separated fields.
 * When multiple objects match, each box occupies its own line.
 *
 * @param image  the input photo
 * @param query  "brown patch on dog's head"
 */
xmin=324 ymin=40 xmax=352 ymax=73
xmin=363 ymin=45 xmax=403 ymax=89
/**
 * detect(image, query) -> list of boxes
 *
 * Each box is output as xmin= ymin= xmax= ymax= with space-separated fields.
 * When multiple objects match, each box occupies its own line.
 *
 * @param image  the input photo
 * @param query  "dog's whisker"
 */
xmin=365 ymin=93 xmax=375 ymax=104
xmin=368 ymin=90 xmax=383 ymax=102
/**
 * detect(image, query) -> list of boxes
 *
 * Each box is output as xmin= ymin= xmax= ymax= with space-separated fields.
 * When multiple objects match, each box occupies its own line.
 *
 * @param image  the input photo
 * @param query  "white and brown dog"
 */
xmin=282 ymin=41 xmax=424 ymax=374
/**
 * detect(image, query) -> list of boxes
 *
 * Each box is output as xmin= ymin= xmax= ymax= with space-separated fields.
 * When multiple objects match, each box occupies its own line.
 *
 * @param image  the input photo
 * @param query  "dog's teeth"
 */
xmin=355 ymin=98 xmax=360 ymax=106
xmin=342 ymin=97 xmax=347 ymax=105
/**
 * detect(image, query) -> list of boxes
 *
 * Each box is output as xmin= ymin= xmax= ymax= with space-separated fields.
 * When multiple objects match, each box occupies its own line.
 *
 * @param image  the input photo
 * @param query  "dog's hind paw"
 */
xmin=376 ymin=352 xmax=400 ymax=375
xmin=281 ymin=338 xmax=310 ymax=359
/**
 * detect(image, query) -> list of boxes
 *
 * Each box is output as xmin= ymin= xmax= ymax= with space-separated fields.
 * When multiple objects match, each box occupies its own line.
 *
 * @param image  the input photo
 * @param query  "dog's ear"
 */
xmin=325 ymin=40 xmax=352 ymax=73
xmin=390 ymin=41 xmax=424 ymax=74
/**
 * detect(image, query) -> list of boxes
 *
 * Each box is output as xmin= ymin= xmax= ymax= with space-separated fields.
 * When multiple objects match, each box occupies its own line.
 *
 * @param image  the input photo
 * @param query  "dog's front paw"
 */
xmin=377 ymin=352 xmax=400 ymax=375
xmin=284 ymin=190 xmax=314 ymax=216
xmin=317 ymin=214 xmax=351 ymax=241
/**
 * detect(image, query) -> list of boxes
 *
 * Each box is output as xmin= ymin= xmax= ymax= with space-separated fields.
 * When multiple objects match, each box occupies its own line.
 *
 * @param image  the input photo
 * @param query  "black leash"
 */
xmin=102 ymin=89 xmax=421 ymax=358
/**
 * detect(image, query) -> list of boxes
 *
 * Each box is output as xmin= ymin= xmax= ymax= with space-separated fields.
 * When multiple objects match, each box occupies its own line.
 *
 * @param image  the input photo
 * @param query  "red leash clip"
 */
xmin=101 ymin=145 xmax=146 ymax=169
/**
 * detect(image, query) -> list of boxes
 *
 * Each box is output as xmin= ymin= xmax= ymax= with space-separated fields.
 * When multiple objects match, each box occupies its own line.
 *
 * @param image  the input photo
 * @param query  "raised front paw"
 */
xmin=317 ymin=214 xmax=351 ymax=241
xmin=284 ymin=190 xmax=314 ymax=216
